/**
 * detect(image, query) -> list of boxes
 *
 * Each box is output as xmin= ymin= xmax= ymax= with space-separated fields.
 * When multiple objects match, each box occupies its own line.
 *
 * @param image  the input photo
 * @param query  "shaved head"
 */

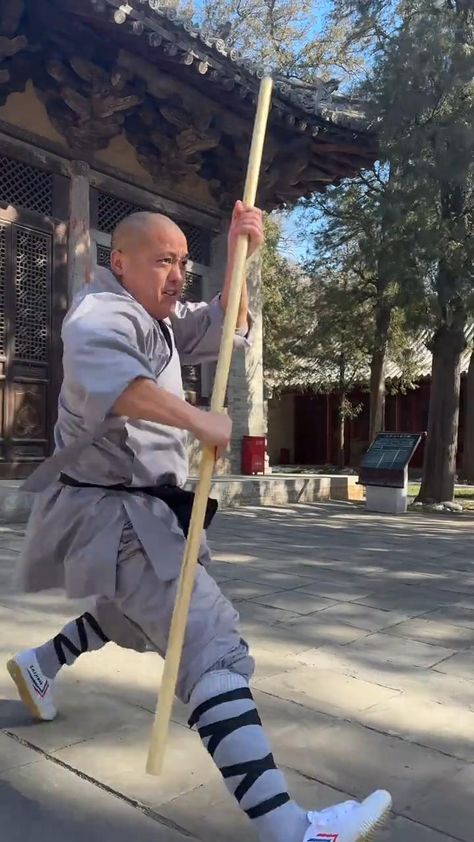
xmin=111 ymin=211 xmax=184 ymax=252
xmin=110 ymin=211 xmax=189 ymax=319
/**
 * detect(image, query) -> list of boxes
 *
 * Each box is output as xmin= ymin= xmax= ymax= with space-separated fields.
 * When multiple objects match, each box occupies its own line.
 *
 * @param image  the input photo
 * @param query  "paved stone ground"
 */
xmin=1 ymin=502 xmax=473 ymax=842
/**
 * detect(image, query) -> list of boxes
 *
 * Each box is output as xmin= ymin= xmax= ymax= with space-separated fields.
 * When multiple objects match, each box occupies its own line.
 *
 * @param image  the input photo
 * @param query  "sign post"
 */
xmin=358 ymin=432 xmax=424 ymax=514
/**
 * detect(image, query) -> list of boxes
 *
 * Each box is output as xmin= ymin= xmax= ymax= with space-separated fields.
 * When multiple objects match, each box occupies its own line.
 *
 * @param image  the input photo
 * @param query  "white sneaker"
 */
xmin=303 ymin=790 xmax=392 ymax=842
xmin=7 ymin=649 xmax=57 ymax=721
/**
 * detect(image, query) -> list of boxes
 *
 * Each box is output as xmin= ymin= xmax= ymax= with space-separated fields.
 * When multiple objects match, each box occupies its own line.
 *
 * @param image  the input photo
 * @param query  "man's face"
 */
xmin=111 ymin=220 xmax=189 ymax=320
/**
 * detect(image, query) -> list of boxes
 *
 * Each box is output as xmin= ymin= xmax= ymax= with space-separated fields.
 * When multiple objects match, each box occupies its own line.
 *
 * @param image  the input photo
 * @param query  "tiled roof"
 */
xmin=102 ymin=0 xmax=374 ymax=133
xmin=274 ymin=324 xmax=474 ymax=391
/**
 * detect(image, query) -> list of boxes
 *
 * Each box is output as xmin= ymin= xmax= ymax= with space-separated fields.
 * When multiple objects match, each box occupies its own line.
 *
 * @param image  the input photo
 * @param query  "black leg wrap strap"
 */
xmin=199 ymin=708 xmax=262 ymax=757
xmin=54 ymin=634 xmax=81 ymax=665
xmin=83 ymin=612 xmax=110 ymax=644
xmin=53 ymin=613 xmax=109 ymax=665
xmin=188 ymin=687 xmax=253 ymax=728
xmin=76 ymin=615 xmax=88 ymax=653
xmin=221 ymin=752 xmax=278 ymax=803
xmin=246 ymin=792 xmax=291 ymax=820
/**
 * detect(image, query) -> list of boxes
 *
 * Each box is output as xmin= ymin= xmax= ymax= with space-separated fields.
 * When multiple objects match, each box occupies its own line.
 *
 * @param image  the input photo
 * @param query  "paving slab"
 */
xmin=353 ymin=586 xmax=456 ymax=614
xmin=254 ymin=666 xmax=401 ymax=718
xmin=432 ymin=648 xmax=474 ymax=680
xmin=384 ymin=616 xmax=474 ymax=649
xmin=249 ymin=589 xmax=339 ymax=615
xmin=341 ymin=631 xmax=455 ymax=669
xmin=422 ymin=604 xmax=474 ymax=629
xmin=0 ymin=731 xmax=42 ymax=773
xmin=219 ymin=578 xmax=291 ymax=602
xmin=307 ymin=601 xmax=412 ymax=633
xmin=404 ymin=763 xmax=474 ymax=842
xmin=0 ymin=743 xmax=191 ymax=842
xmin=292 ymin=579 xmax=374 ymax=602
xmin=359 ymin=694 xmax=474 ymax=762
xmin=53 ymin=712 xmax=218 ymax=810
xmin=247 ymin=689 xmax=466 ymax=811
xmin=1 ymin=502 xmax=474 ymax=842
xmin=379 ymin=815 xmax=461 ymax=842
xmin=1 ymin=684 xmax=155 ymax=754
xmin=274 ymin=612 xmax=372 ymax=649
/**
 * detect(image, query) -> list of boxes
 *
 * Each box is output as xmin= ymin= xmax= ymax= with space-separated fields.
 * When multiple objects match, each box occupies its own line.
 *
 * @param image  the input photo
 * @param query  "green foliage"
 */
xmin=261 ymin=211 xmax=374 ymax=406
xmin=339 ymin=0 xmax=474 ymax=325
xmin=194 ymin=0 xmax=364 ymax=83
xmin=261 ymin=215 xmax=314 ymax=390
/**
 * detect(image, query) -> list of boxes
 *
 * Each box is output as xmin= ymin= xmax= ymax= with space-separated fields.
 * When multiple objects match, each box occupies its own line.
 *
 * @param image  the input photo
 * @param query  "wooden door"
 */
xmin=0 ymin=216 xmax=54 ymax=477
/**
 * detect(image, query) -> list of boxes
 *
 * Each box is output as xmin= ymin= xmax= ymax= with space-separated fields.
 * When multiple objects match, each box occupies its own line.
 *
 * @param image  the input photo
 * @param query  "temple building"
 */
xmin=0 ymin=0 xmax=376 ymax=478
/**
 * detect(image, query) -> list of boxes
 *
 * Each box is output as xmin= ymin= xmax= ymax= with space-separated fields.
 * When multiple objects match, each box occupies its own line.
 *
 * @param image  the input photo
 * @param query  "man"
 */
xmin=8 ymin=203 xmax=391 ymax=842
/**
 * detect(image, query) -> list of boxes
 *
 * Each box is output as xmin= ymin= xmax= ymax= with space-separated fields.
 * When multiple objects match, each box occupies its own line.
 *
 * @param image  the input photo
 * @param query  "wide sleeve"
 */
xmin=171 ymin=295 xmax=252 ymax=365
xmin=61 ymin=295 xmax=160 ymax=429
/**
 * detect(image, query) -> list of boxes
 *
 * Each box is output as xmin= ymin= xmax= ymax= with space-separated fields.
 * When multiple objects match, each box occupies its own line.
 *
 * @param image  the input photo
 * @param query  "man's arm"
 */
xmin=112 ymin=377 xmax=231 ymax=448
xmin=220 ymin=201 xmax=263 ymax=330
xmin=170 ymin=202 xmax=263 ymax=362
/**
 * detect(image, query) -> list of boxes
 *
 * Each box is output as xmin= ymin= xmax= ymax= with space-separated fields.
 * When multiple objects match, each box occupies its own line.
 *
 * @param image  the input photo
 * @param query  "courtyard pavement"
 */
xmin=0 ymin=502 xmax=473 ymax=842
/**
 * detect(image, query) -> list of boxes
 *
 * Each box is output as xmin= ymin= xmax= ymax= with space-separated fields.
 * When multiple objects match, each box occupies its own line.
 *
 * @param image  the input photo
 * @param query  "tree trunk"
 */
xmin=336 ymin=392 xmax=346 ymax=469
xmin=336 ymin=354 xmax=346 ymax=469
xmin=369 ymin=303 xmax=391 ymax=442
xmin=462 ymin=349 xmax=474 ymax=482
xmin=419 ymin=122 xmax=469 ymax=503
xmin=418 ymin=324 xmax=466 ymax=503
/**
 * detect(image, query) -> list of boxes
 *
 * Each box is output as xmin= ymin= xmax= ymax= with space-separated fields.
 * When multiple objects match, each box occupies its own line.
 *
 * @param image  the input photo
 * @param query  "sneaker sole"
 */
xmin=359 ymin=794 xmax=392 ymax=842
xmin=359 ymin=806 xmax=390 ymax=842
xmin=6 ymin=659 xmax=50 ymax=721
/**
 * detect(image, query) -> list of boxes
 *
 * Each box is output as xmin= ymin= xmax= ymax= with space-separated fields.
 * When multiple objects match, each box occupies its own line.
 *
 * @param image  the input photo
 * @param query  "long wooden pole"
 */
xmin=146 ymin=76 xmax=273 ymax=776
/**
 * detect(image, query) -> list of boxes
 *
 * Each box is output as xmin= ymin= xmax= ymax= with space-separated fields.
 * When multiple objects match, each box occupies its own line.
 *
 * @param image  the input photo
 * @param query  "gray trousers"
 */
xmin=95 ymin=524 xmax=254 ymax=703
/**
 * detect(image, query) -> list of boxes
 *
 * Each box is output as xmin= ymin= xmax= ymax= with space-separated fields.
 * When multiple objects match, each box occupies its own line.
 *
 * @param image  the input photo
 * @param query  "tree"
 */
xmin=333 ymin=0 xmax=474 ymax=501
xmin=302 ymin=164 xmax=428 ymax=443
xmin=462 ymin=348 xmax=474 ymax=483
xmin=261 ymin=216 xmax=373 ymax=469
xmin=307 ymin=267 xmax=373 ymax=467
xmin=195 ymin=0 xmax=363 ymax=83
xmin=261 ymin=214 xmax=314 ymax=390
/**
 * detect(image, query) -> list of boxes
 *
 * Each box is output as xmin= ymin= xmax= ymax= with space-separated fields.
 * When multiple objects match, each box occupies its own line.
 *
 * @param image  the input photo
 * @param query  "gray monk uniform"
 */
xmin=18 ymin=267 xmax=254 ymax=700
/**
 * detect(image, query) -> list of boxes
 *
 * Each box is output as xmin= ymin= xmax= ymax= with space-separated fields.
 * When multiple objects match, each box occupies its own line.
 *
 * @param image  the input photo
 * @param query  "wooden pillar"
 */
xmin=208 ymin=231 xmax=267 ymax=474
xmin=228 ymin=250 xmax=266 ymax=473
xmin=68 ymin=160 xmax=91 ymax=299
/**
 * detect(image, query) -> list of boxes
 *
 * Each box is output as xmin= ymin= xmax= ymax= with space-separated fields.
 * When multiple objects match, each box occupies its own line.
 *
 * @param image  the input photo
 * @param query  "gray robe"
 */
xmin=18 ymin=267 xmax=245 ymax=599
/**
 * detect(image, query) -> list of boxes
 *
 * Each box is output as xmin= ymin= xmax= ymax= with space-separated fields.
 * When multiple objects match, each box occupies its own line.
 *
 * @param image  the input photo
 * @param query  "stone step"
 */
xmin=0 ymin=474 xmax=362 ymax=524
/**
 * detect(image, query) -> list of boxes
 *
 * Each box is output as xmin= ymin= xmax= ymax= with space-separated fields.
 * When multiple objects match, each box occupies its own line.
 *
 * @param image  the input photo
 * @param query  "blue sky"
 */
xmin=190 ymin=0 xmax=349 ymax=263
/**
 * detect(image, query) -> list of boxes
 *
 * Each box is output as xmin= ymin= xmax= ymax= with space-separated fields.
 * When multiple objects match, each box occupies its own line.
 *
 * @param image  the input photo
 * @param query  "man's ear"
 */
xmin=110 ymin=249 xmax=123 ymax=276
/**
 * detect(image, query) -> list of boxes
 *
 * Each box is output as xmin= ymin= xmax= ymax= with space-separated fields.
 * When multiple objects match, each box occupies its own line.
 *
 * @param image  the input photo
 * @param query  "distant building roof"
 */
xmin=384 ymin=324 xmax=474 ymax=381
xmin=275 ymin=324 xmax=474 ymax=392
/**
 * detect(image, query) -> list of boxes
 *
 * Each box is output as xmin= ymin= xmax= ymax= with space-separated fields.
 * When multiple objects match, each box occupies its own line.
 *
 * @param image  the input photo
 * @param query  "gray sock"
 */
xmin=189 ymin=670 xmax=308 ymax=842
xmin=35 ymin=611 xmax=110 ymax=679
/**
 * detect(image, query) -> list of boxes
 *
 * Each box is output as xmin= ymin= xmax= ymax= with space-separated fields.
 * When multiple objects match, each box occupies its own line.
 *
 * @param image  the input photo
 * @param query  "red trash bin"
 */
xmin=241 ymin=436 xmax=266 ymax=475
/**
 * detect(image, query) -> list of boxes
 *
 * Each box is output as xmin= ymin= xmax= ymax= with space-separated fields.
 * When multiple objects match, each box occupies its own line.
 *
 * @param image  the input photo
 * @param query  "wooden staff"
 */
xmin=146 ymin=75 xmax=273 ymax=775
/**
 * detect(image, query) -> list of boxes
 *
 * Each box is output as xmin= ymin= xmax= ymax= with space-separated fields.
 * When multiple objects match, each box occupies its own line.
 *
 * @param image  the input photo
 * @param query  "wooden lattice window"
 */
xmin=97 ymin=193 xmax=142 ymax=234
xmin=96 ymin=243 xmax=111 ymax=268
xmin=96 ymin=191 xmax=210 ymax=265
xmin=14 ymin=228 xmax=51 ymax=363
xmin=0 ymin=214 xmax=54 ymax=473
xmin=181 ymin=271 xmax=203 ymax=401
xmin=0 ymin=156 xmax=53 ymax=217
